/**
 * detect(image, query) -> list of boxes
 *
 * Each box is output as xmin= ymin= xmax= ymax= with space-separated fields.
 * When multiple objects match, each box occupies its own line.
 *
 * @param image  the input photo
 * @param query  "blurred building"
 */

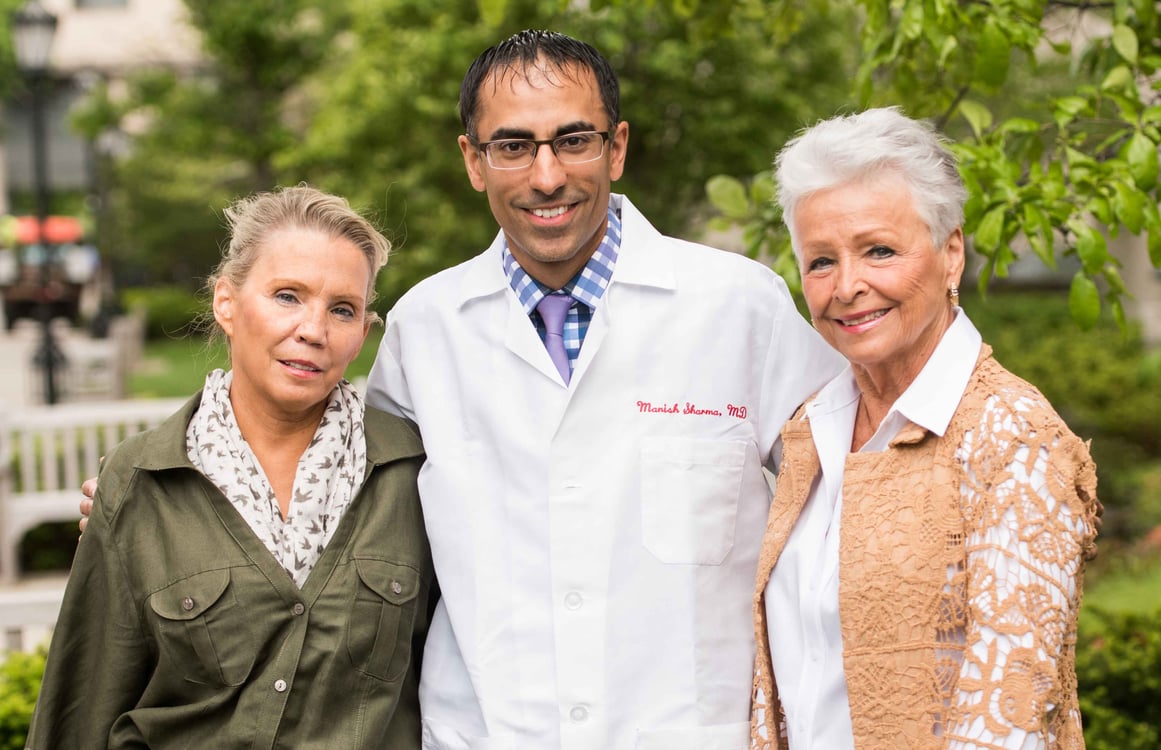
xmin=0 ymin=0 xmax=203 ymax=213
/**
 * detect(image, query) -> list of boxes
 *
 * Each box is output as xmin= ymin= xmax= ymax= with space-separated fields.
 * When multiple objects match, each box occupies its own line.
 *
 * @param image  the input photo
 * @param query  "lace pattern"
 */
xmin=752 ymin=347 xmax=1100 ymax=749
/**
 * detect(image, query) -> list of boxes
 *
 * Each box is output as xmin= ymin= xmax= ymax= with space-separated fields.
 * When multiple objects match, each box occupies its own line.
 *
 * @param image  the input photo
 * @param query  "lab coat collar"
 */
xmin=604 ymin=194 xmax=677 ymax=291
xmin=455 ymin=194 xmax=676 ymax=310
xmin=456 ymin=238 xmax=509 ymax=309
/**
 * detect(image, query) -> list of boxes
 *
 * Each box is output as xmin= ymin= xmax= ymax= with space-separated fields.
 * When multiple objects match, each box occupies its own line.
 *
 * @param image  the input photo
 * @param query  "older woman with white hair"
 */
xmin=750 ymin=108 xmax=1102 ymax=749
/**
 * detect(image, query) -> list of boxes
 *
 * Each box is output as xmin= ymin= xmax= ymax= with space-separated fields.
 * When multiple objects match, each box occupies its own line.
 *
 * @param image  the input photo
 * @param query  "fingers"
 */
xmin=79 ymin=477 xmax=97 ymax=537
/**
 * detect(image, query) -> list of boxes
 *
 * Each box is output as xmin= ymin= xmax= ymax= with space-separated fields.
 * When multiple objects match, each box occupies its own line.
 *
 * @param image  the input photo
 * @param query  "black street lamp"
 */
xmin=12 ymin=0 xmax=62 ymax=404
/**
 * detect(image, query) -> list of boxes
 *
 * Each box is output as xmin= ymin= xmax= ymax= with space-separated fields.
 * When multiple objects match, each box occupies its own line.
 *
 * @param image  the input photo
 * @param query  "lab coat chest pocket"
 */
xmin=347 ymin=558 xmax=421 ymax=682
xmin=149 ymin=568 xmax=256 ymax=687
xmin=640 ymin=438 xmax=746 ymax=565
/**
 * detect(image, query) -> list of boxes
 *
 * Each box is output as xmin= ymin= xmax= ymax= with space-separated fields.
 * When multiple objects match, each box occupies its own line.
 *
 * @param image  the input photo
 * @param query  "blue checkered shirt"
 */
xmin=503 ymin=205 xmax=622 ymax=375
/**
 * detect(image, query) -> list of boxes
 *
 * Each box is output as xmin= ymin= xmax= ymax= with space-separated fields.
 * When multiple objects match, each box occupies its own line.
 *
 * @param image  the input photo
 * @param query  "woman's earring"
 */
xmin=948 ymin=284 xmax=960 ymax=307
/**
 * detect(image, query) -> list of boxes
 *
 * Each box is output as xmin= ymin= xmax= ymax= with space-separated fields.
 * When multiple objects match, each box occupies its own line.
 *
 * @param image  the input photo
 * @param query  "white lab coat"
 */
xmin=366 ymin=194 xmax=841 ymax=750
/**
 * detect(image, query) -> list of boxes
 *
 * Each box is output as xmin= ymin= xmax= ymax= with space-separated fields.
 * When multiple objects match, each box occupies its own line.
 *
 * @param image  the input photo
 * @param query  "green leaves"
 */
xmin=476 ymin=0 xmax=507 ymax=26
xmin=1125 ymin=131 xmax=1160 ymax=190
xmin=706 ymin=175 xmax=750 ymax=219
xmin=975 ymin=17 xmax=1010 ymax=88
xmin=1069 ymin=272 xmax=1102 ymax=330
xmin=974 ymin=205 xmax=1006 ymax=254
xmin=704 ymin=170 xmax=798 ymax=293
xmin=958 ymin=100 xmax=993 ymax=138
xmin=1022 ymin=204 xmax=1055 ymax=268
xmin=1113 ymin=24 xmax=1139 ymax=64
xmin=1069 ymin=219 xmax=1109 ymax=275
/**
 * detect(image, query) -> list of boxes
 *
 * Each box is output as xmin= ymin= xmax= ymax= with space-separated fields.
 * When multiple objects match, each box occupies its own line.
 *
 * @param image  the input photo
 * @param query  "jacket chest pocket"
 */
xmin=149 ymin=568 xmax=256 ymax=687
xmin=346 ymin=558 xmax=421 ymax=682
xmin=640 ymin=438 xmax=747 ymax=565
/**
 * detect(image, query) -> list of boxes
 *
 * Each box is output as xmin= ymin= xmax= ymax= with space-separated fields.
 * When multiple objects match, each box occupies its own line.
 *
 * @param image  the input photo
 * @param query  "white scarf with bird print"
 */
xmin=186 ymin=368 xmax=367 ymax=588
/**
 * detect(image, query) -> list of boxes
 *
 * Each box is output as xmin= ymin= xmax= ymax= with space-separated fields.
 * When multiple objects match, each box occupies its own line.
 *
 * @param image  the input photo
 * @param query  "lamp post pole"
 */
xmin=13 ymin=1 xmax=61 ymax=404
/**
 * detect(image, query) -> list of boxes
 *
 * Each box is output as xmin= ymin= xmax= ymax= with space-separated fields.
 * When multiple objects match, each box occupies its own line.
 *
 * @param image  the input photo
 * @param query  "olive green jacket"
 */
xmin=27 ymin=394 xmax=433 ymax=749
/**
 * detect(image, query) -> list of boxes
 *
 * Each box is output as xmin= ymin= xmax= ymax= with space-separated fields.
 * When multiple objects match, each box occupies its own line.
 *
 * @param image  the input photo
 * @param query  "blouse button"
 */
xmin=181 ymin=597 xmax=195 ymax=612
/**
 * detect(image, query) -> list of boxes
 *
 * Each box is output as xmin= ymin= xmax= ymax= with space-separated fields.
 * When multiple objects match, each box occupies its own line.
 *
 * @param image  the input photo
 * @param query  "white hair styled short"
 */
xmin=775 ymin=106 xmax=967 ymax=252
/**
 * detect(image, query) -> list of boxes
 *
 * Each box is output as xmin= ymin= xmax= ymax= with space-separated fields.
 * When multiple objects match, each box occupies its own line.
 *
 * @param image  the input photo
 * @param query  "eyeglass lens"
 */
xmin=485 ymin=132 xmax=607 ymax=169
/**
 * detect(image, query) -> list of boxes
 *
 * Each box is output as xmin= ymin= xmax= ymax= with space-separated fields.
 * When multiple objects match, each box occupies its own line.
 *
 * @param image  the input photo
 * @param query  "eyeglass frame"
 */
xmin=470 ymin=130 xmax=615 ymax=170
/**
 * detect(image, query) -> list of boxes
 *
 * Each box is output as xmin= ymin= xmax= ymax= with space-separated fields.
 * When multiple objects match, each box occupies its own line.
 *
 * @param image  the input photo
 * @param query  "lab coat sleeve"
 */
xmin=758 ymin=272 xmax=842 ymax=473
xmin=26 ymin=479 xmax=149 ymax=749
xmin=366 ymin=307 xmax=418 ymax=422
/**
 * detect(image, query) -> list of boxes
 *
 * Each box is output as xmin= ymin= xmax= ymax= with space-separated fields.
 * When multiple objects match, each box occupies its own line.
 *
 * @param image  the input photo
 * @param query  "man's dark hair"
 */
xmin=459 ymin=29 xmax=620 ymax=140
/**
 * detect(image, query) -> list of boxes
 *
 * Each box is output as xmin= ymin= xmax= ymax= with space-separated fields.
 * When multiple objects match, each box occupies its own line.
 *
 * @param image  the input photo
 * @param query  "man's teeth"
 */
xmin=842 ymin=310 xmax=887 ymax=326
xmin=532 ymin=206 xmax=569 ymax=218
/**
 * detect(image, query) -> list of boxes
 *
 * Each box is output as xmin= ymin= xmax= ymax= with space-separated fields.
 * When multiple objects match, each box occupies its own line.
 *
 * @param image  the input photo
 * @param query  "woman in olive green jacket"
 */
xmin=28 ymin=186 xmax=433 ymax=748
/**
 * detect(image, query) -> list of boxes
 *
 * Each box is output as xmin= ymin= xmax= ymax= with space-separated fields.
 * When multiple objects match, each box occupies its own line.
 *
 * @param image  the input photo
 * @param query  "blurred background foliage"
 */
xmin=1 ymin=0 xmax=1160 ymax=745
xmin=66 ymin=0 xmax=857 ymax=308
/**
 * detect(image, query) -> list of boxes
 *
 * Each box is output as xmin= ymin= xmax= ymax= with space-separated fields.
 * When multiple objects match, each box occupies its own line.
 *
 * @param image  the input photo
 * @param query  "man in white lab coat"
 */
xmin=365 ymin=30 xmax=842 ymax=750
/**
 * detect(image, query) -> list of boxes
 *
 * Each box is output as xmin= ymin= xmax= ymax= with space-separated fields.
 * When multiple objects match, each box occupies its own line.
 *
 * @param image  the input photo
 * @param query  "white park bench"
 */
xmin=0 ymin=397 xmax=186 ymax=585
xmin=0 ymin=579 xmax=66 ymax=652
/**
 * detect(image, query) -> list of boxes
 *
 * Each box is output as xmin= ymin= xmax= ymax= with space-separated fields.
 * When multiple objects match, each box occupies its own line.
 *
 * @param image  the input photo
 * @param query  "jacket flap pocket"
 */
xmin=355 ymin=558 xmax=420 ymax=605
xmin=149 ymin=569 xmax=230 ymax=621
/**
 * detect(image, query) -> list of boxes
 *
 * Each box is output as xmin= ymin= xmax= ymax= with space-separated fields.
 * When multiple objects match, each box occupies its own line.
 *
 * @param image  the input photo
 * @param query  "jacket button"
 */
xmin=292 ymin=602 xmax=305 ymax=616
xmin=181 ymin=597 xmax=194 ymax=611
xmin=274 ymin=679 xmax=288 ymax=692
xmin=391 ymin=580 xmax=403 ymax=595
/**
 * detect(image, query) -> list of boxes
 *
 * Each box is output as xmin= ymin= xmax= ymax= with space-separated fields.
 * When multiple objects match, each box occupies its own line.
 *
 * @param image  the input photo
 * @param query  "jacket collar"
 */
xmin=132 ymin=389 xmax=424 ymax=473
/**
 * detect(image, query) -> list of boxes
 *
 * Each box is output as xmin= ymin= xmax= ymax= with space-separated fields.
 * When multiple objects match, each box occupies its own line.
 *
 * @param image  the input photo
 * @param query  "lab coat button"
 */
xmin=569 ymin=705 xmax=588 ymax=722
xmin=274 ymin=679 xmax=288 ymax=692
xmin=564 ymin=591 xmax=583 ymax=610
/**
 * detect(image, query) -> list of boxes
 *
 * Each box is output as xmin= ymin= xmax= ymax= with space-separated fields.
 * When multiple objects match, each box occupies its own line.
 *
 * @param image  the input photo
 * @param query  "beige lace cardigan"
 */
xmin=751 ymin=347 xmax=1101 ymax=749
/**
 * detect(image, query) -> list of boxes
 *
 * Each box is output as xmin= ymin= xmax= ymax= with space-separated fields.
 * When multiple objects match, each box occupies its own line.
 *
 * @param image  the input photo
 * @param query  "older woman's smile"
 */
xmin=836 ymin=309 xmax=889 ymax=327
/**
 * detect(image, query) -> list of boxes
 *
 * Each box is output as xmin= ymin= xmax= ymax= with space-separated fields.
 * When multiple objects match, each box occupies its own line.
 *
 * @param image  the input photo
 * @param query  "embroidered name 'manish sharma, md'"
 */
xmin=636 ymin=401 xmax=750 ymax=419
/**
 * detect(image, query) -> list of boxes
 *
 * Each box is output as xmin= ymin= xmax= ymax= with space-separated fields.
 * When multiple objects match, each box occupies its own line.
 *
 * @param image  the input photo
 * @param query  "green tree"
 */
xmin=538 ymin=0 xmax=1161 ymax=328
xmin=287 ymin=0 xmax=856 ymax=305
xmin=67 ymin=0 xmax=853 ymax=303
xmin=71 ymin=1 xmax=345 ymax=285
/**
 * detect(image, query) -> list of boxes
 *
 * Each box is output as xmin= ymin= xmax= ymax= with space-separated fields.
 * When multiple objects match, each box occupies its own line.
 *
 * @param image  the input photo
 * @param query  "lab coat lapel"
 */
xmin=505 ymin=293 xmax=568 ymax=385
xmin=457 ymin=232 xmax=572 ymax=387
xmin=465 ymin=195 xmax=679 ymax=389
xmin=570 ymin=195 xmax=676 ymax=384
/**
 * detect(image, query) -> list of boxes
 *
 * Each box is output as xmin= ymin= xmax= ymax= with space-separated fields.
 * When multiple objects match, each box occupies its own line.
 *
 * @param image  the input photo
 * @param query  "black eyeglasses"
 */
xmin=473 ymin=131 xmax=613 ymax=170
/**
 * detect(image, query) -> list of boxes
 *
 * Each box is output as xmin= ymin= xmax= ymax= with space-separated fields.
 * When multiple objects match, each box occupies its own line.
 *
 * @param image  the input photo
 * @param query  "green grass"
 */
xmin=129 ymin=328 xmax=386 ymax=399
xmin=1082 ymin=552 xmax=1161 ymax=625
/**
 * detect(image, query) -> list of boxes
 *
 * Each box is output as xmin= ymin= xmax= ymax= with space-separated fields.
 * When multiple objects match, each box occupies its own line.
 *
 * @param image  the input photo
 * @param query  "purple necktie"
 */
xmin=536 ymin=293 xmax=572 ymax=384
